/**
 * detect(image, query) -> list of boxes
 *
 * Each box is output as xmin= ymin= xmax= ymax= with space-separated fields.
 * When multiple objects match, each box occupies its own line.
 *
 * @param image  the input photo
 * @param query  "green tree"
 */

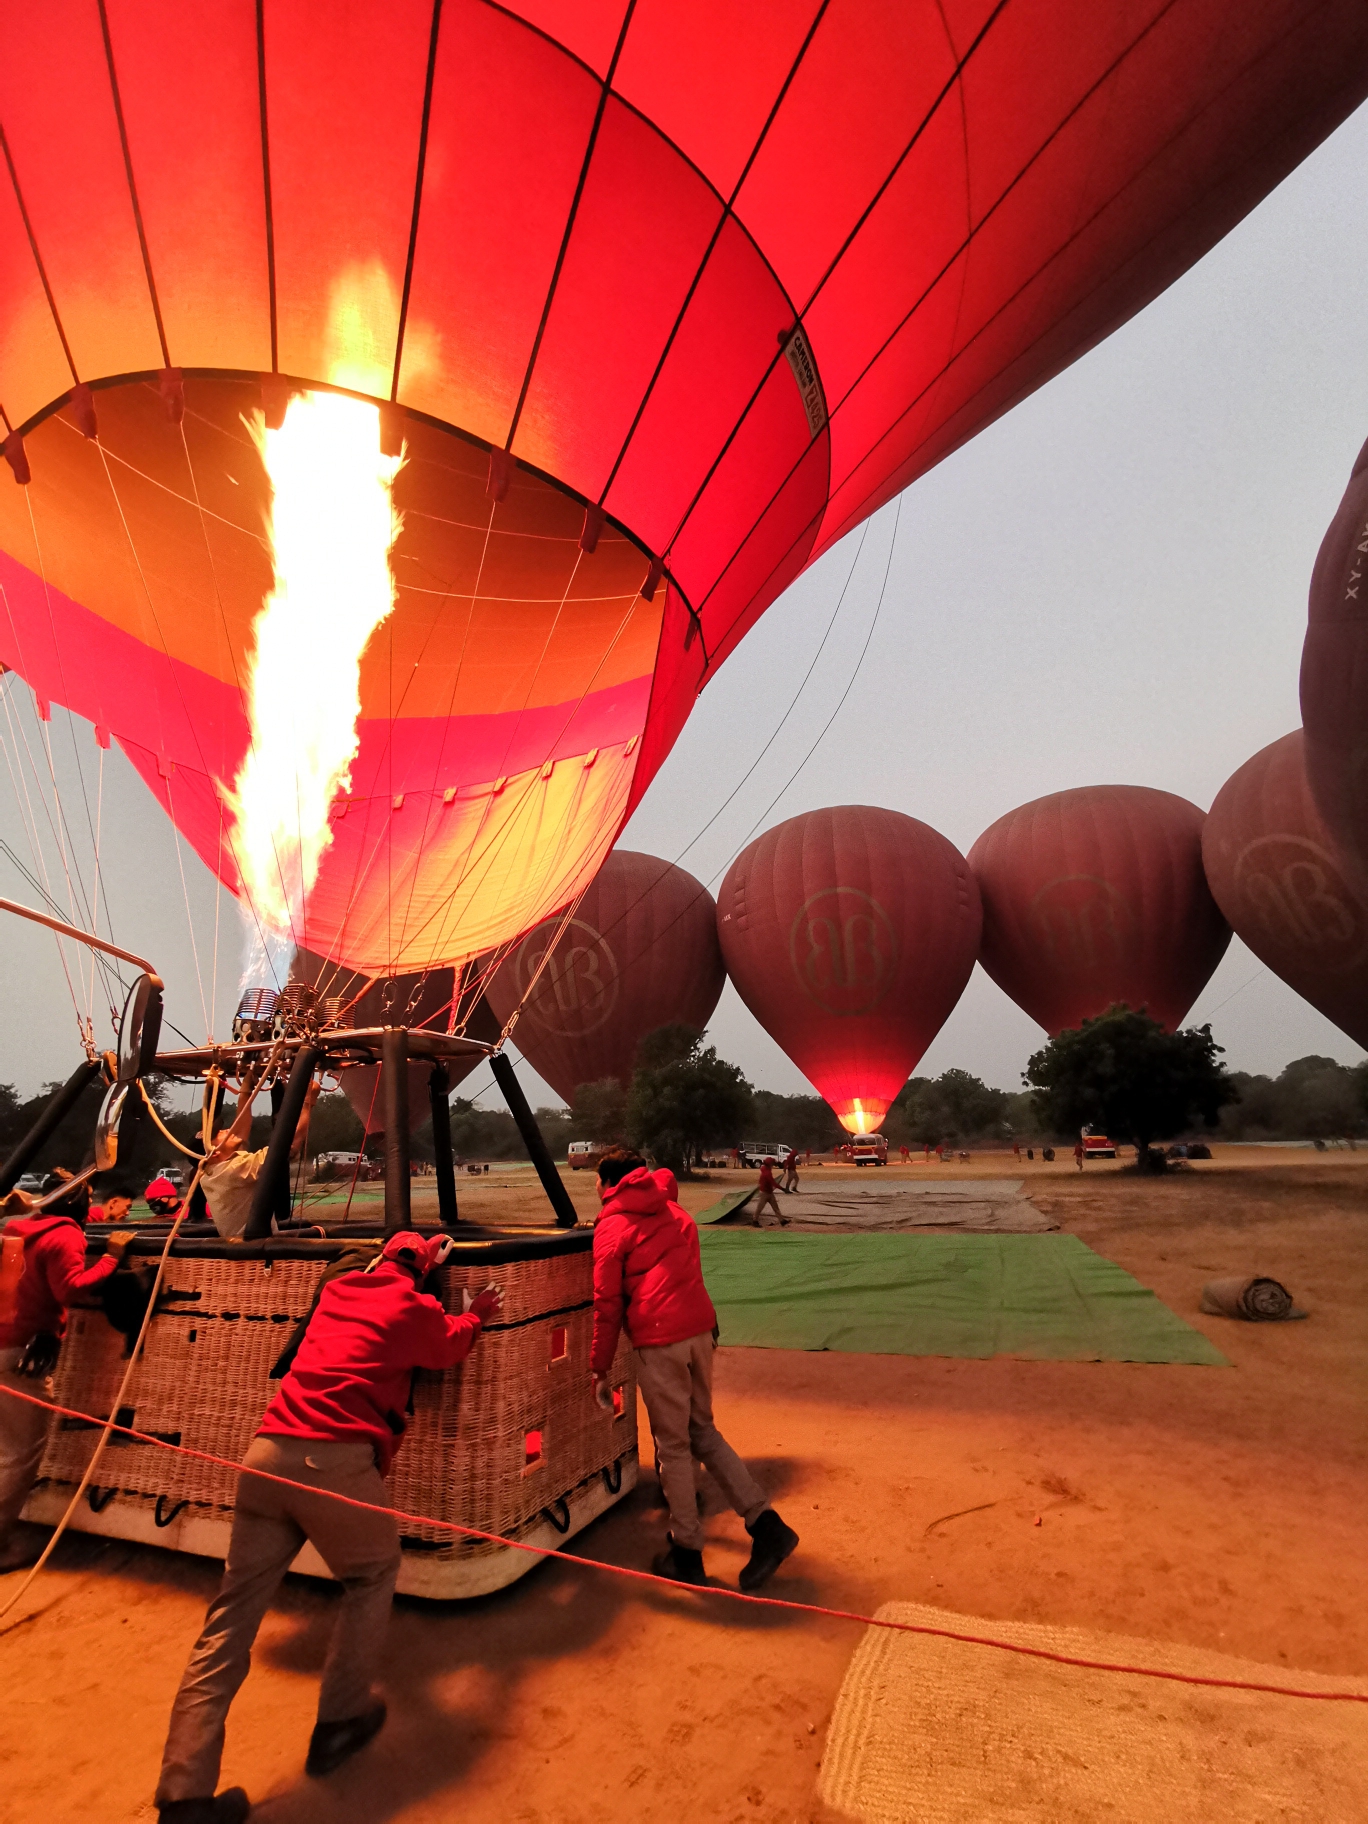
xmin=888 ymin=1070 xmax=1010 ymax=1145
xmin=569 ymin=1077 xmax=629 ymax=1146
xmin=1025 ymin=1005 xmax=1236 ymax=1168
xmin=748 ymin=1089 xmax=844 ymax=1152
xmin=626 ymin=1026 xmax=753 ymax=1173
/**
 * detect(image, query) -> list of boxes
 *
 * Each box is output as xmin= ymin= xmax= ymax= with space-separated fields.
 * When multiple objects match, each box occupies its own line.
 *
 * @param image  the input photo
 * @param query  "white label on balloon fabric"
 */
xmin=783 ymin=328 xmax=827 ymax=438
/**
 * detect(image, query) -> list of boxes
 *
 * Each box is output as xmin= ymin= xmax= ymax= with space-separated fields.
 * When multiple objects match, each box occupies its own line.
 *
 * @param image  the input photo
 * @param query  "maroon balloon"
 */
xmin=484 ymin=851 xmax=725 ymax=1104
xmin=969 ymin=786 xmax=1230 ymax=1035
xmin=1202 ymin=731 xmax=1368 ymax=1047
xmin=716 ymin=806 xmax=981 ymax=1135
xmin=1300 ymin=435 xmax=1368 ymax=891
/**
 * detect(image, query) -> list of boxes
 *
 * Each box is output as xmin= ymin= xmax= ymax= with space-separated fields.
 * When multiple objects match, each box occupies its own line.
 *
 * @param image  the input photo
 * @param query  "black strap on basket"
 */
xmin=154 ymin=1495 xmax=189 ymax=1529
xmin=541 ymin=1498 xmax=571 ymax=1534
xmin=86 ymin=1485 xmax=117 ymax=1513
xmin=601 ymin=1459 xmax=622 ymax=1495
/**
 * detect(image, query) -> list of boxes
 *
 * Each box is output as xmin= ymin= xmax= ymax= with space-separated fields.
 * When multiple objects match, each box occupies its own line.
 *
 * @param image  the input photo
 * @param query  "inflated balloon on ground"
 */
xmin=716 ymin=806 xmax=981 ymax=1135
xmin=969 ymin=787 xmax=1230 ymax=1036
xmin=483 ymin=851 xmax=725 ymax=1105
xmin=1202 ymin=731 xmax=1368 ymax=1049
xmin=1300 ymin=436 xmax=1368 ymax=892
xmin=1 ymin=3 xmax=1365 ymax=977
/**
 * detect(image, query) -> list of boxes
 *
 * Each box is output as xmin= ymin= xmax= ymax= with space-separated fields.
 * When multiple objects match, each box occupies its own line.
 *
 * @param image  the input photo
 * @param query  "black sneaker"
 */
xmin=158 ymin=1791 xmax=251 ymax=1824
xmin=305 ymin=1700 xmax=387 ymax=1777
xmin=651 ymin=1536 xmax=707 ymax=1585
xmin=739 ymin=1508 xmax=799 ymax=1592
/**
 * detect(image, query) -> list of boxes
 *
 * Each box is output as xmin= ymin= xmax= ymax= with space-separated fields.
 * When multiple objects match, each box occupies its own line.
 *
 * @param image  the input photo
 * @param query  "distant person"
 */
xmin=1073 ymin=1140 xmax=1084 ymax=1171
xmin=89 ymin=1189 xmax=133 ymax=1224
xmin=804 ymin=1148 xmax=811 ymax=1165
xmin=0 ymin=1172 xmax=133 ymax=1570
xmin=780 ymin=1149 xmax=800 ymax=1194
xmin=753 ymin=1156 xmax=786 ymax=1228
xmin=154 ymin=1231 xmax=502 ymax=1819
xmin=1011 ymin=1140 xmax=1020 ymax=1161
xmin=899 ymin=1145 xmax=910 ymax=1164
xmin=923 ymin=1143 xmax=930 ymax=1163
xmin=144 ymin=1175 xmax=183 ymax=1218
xmin=934 ymin=1143 xmax=944 ymax=1164
xmin=589 ymin=1150 xmax=798 ymax=1590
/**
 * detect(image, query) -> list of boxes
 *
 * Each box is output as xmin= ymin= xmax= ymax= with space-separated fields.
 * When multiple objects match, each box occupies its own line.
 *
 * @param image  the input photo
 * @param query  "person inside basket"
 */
xmin=0 ymin=1170 xmax=134 ymax=1571
xmin=589 ymin=1149 xmax=799 ymax=1591
xmin=200 ymin=1063 xmax=318 ymax=1239
xmin=154 ymin=1230 xmax=503 ymax=1824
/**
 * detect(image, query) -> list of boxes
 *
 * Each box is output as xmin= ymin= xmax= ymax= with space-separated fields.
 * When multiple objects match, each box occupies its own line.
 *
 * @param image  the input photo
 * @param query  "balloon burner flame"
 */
xmin=229 ymin=391 xmax=402 ymax=986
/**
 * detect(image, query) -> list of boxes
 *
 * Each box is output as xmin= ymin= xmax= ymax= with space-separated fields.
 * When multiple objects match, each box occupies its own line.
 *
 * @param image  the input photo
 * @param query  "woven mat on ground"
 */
xmin=818 ymin=1601 xmax=1368 ymax=1824
xmin=697 ymin=1231 xmax=1227 ymax=1363
xmin=696 ymin=1180 xmax=1057 ymax=1233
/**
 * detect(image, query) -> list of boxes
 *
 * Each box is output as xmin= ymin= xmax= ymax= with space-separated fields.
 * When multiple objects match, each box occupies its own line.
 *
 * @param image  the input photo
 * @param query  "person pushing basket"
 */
xmin=154 ymin=1231 xmax=503 ymax=1824
xmin=589 ymin=1149 xmax=798 ymax=1591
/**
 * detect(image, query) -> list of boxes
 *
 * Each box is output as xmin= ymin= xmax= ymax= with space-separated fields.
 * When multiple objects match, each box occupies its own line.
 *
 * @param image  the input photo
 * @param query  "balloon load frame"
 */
xmin=2 ymin=969 xmax=639 ymax=1600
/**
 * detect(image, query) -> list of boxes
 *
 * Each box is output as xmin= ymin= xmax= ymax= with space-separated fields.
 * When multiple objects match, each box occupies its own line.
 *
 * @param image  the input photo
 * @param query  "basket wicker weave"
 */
xmin=25 ymin=1228 xmax=638 ymax=1599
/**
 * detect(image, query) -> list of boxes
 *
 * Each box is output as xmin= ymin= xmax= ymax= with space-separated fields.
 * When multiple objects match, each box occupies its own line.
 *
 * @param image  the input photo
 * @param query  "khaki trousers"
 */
xmin=156 ymin=1435 xmax=401 ymax=1805
xmin=0 ymin=1349 xmax=52 ymax=1540
xmin=634 ymin=1331 xmax=767 ymax=1553
xmin=753 ymin=1188 xmax=783 ymax=1227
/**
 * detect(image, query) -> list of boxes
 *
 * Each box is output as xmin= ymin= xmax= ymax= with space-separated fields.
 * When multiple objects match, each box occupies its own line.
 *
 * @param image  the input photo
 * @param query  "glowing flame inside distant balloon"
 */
xmin=228 ymin=391 xmax=402 ymax=984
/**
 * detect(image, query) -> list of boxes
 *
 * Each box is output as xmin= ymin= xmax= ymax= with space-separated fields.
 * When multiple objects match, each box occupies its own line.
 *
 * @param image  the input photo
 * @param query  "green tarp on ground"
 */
xmin=696 ymin=1229 xmax=1227 ymax=1365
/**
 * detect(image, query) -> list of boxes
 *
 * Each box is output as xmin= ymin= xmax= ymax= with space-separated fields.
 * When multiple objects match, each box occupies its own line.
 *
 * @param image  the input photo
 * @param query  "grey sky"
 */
xmin=2 ymin=103 xmax=1365 ymax=1112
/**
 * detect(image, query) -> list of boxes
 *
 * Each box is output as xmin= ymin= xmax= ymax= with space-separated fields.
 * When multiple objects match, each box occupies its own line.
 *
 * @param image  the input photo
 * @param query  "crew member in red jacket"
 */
xmin=0 ymin=1172 xmax=133 ymax=1570
xmin=590 ymin=1151 xmax=798 ymax=1590
xmin=155 ymin=1231 xmax=503 ymax=1824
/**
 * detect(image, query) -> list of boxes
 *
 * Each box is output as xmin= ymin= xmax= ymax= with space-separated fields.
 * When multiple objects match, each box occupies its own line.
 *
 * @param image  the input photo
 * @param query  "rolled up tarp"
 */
xmin=1200 ymin=1276 xmax=1306 ymax=1321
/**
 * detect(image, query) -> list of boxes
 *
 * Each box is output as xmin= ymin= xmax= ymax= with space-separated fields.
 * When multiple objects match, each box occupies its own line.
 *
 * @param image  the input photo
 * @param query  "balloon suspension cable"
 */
xmin=0 ymin=1157 xmax=205 ymax=1624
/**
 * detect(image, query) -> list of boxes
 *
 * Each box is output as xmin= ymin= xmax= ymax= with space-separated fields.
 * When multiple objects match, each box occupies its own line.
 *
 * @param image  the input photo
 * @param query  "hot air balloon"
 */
xmin=1300 ymin=436 xmax=1368 ymax=893
xmin=1202 ymin=732 xmax=1368 ymax=1048
xmin=716 ymin=807 xmax=980 ymax=1134
xmin=0 ymin=2 xmax=1365 ymax=985
xmin=969 ymin=787 xmax=1230 ymax=1035
xmin=483 ymin=850 xmax=724 ymax=1104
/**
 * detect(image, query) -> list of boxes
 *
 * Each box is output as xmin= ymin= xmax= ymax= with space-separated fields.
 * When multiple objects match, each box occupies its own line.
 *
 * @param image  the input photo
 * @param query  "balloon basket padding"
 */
xmin=25 ymin=1235 xmax=638 ymax=1600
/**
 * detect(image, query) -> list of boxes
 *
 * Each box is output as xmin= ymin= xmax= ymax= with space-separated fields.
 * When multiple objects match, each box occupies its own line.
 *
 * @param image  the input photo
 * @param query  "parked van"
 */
xmin=841 ymin=1134 xmax=889 ymax=1166
xmin=567 ymin=1141 xmax=611 ymax=1172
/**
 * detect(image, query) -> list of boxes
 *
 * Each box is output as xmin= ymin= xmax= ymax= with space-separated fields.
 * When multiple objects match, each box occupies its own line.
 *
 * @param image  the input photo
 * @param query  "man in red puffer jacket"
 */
xmin=590 ymin=1151 xmax=798 ymax=1590
xmin=0 ymin=1172 xmax=133 ymax=1570
xmin=155 ymin=1230 xmax=503 ymax=1824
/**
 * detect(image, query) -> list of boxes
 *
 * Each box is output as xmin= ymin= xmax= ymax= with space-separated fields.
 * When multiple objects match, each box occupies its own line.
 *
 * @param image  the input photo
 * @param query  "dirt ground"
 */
xmin=2 ymin=1148 xmax=1365 ymax=1823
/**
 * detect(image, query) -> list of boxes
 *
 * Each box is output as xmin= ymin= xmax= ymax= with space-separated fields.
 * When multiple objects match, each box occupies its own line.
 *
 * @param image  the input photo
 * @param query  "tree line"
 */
xmin=3 ymin=1012 xmax=1364 ymax=1185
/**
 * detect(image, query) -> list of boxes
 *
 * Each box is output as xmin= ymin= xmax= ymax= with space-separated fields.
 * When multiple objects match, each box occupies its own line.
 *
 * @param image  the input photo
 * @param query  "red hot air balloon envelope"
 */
xmin=1202 ymin=732 xmax=1368 ymax=1049
xmin=1300 ymin=436 xmax=1368 ymax=893
xmin=0 ymin=4 xmax=1366 ymax=979
xmin=483 ymin=850 xmax=725 ymax=1105
xmin=716 ymin=807 xmax=981 ymax=1135
xmin=969 ymin=787 xmax=1231 ymax=1036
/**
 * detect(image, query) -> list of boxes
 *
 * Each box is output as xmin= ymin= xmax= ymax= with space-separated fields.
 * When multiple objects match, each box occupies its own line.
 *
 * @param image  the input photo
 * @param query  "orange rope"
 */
xmin=0 ymin=1383 xmax=1362 ymax=1704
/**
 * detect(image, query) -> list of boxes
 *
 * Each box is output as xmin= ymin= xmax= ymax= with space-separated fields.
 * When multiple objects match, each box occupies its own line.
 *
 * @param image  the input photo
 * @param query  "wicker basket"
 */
xmin=24 ymin=1227 xmax=638 ymax=1599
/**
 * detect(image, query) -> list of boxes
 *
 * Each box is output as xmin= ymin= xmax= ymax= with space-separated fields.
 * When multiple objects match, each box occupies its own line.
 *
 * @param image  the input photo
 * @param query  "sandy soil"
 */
xmin=2 ymin=1149 xmax=1364 ymax=1823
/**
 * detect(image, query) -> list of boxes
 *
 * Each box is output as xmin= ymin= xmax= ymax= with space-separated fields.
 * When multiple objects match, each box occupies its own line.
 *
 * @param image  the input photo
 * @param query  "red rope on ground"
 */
xmin=2 ymin=1383 xmax=1363 ymax=1704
